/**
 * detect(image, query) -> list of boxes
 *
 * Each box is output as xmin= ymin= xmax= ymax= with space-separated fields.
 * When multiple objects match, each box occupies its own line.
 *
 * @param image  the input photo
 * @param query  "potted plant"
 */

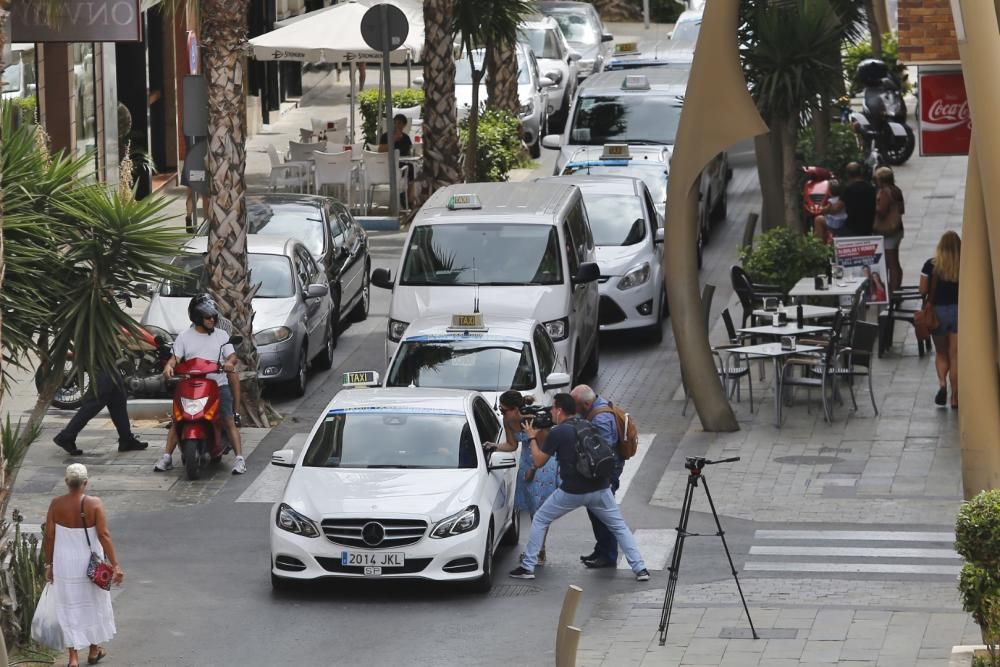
xmin=738 ymin=226 xmax=833 ymax=294
xmin=955 ymin=489 xmax=1000 ymax=666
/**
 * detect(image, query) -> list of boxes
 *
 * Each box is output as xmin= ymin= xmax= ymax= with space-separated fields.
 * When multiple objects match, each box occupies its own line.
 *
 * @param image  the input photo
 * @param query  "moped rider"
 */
xmin=156 ymin=295 xmax=246 ymax=474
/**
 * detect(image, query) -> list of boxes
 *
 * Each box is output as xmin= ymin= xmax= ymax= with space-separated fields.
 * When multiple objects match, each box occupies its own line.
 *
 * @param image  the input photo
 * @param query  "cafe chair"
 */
xmin=362 ymin=149 xmax=409 ymax=213
xmin=780 ymin=310 xmax=845 ymax=423
xmin=712 ymin=308 xmax=754 ymax=412
xmin=313 ymin=150 xmax=357 ymax=211
xmin=266 ymin=144 xmax=308 ymax=193
xmin=877 ymin=285 xmax=930 ymax=358
xmin=731 ymin=265 xmax=785 ymax=327
xmin=298 ymin=128 xmax=315 ymax=143
xmin=817 ymin=320 xmax=880 ymax=416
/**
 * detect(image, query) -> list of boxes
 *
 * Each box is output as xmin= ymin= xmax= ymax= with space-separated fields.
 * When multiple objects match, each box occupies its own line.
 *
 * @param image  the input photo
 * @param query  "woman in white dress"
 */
xmin=44 ymin=464 xmax=123 ymax=667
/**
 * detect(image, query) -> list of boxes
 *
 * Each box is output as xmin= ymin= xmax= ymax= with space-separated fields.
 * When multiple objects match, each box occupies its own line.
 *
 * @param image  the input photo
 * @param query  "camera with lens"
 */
xmin=684 ymin=456 xmax=709 ymax=471
xmin=520 ymin=404 xmax=554 ymax=430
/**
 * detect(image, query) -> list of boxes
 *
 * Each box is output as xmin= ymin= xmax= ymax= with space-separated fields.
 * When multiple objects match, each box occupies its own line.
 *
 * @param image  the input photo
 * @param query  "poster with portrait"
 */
xmin=833 ymin=236 xmax=889 ymax=305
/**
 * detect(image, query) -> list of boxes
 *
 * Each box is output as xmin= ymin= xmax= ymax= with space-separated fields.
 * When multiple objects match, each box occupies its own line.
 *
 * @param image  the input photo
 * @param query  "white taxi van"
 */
xmin=372 ymin=183 xmax=601 ymax=381
xmin=384 ymin=312 xmax=571 ymax=406
xmin=269 ymin=373 xmax=519 ymax=593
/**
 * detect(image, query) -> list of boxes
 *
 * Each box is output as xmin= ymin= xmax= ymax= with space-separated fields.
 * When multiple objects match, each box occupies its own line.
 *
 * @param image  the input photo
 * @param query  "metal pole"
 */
xmin=349 ymin=61 xmax=356 ymax=143
xmin=380 ymin=4 xmax=399 ymax=217
xmin=643 ymin=0 xmax=650 ymax=30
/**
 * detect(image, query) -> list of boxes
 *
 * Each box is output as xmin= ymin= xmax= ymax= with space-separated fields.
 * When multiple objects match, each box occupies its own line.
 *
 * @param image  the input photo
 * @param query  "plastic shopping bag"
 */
xmin=30 ymin=584 xmax=64 ymax=649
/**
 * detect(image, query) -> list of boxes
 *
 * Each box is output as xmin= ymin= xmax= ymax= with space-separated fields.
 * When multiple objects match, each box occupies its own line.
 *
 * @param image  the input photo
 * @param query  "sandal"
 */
xmin=87 ymin=648 xmax=106 ymax=665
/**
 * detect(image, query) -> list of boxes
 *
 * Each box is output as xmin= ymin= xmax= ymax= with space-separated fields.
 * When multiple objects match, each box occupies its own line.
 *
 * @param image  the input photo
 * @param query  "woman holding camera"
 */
xmin=497 ymin=391 xmax=559 ymax=564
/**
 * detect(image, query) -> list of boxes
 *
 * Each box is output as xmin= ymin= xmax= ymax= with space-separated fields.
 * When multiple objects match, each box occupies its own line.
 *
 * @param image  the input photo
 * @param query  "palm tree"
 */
xmin=453 ymin=0 xmax=534 ymax=181
xmin=812 ymin=0 xmax=866 ymax=163
xmin=589 ymin=0 xmax=640 ymax=22
xmin=487 ymin=40 xmax=520 ymax=115
xmin=421 ymin=0 xmax=463 ymax=198
xmin=742 ymin=0 xmax=842 ymax=230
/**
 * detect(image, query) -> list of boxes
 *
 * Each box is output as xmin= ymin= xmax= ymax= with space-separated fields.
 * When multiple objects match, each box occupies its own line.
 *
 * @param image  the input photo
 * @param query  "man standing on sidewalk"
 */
xmin=572 ymin=384 xmax=624 ymax=569
xmin=53 ymin=369 xmax=148 ymax=455
xmin=509 ymin=393 xmax=649 ymax=582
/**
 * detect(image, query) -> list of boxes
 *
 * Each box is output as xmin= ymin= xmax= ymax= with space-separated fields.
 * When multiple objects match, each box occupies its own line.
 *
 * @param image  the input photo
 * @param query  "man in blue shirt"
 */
xmin=572 ymin=384 xmax=626 ymax=568
xmin=508 ymin=393 xmax=648 ymax=581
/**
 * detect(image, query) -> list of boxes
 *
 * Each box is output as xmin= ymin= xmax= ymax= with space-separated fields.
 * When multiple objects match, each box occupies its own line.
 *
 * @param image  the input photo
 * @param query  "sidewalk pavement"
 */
xmin=575 ymin=152 xmax=979 ymax=665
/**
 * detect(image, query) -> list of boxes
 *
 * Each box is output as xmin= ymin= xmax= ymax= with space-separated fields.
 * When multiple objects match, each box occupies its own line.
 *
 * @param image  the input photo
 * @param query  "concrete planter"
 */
xmin=950 ymin=645 xmax=990 ymax=667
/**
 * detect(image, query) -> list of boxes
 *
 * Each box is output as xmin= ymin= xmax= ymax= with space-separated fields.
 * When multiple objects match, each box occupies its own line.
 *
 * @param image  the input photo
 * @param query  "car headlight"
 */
xmin=254 ymin=326 xmax=292 ymax=346
xmin=388 ymin=318 xmax=409 ymax=342
xmin=430 ymin=506 xmax=480 ymax=539
xmin=544 ymin=317 xmax=569 ymax=341
xmin=520 ymin=100 xmax=534 ymax=117
xmin=617 ymin=262 xmax=651 ymax=290
xmin=180 ymin=396 xmax=209 ymax=416
xmin=578 ymin=58 xmax=595 ymax=75
xmin=276 ymin=503 xmax=320 ymax=538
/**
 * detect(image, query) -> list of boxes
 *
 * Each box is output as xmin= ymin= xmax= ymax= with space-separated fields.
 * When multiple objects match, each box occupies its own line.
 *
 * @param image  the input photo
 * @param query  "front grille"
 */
xmin=599 ymin=295 xmax=627 ymax=325
xmin=321 ymin=518 xmax=428 ymax=549
xmin=315 ymin=557 xmax=432 ymax=575
xmin=443 ymin=557 xmax=479 ymax=573
xmin=274 ymin=555 xmax=306 ymax=572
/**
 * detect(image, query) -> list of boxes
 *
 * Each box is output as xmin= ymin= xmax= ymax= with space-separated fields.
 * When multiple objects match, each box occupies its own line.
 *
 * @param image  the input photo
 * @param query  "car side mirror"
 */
xmin=414 ymin=75 xmax=425 ymax=86
xmin=135 ymin=282 xmax=152 ymax=297
xmin=229 ymin=335 xmax=244 ymax=347
xmin=541 ymin=73 xmax=559 ymax=86
xmin=372 ymin=267 xmax=393 ymax=289
xmin=305 ymin=283 xmax=329 ymax=298
xmin=601 ymin=32 xmax=614 ymax=43
xmin=271 ymin=449 xmax=296 ymax=468
xmin=542 ymin=134 xmax=562 ymax=150
xmin=543 ymin=371 xmax=571 ymax=390
xmin=572 ymin=261 xmax=600 ymax=284
xmin=568 ymin=50 xmax=582 ymax=62
xmin=487 ymin=450 xmax=517 ymax=470
xmin=655 ymin=227 xmax=665 ymax=244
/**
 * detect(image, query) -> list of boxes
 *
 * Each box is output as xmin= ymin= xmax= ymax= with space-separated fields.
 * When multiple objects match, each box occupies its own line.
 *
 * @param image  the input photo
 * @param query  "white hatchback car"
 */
xmin=269 ymin=382 xmax=519 ymax=593
xmin=519 ymin=16 xmax=581 ymax=128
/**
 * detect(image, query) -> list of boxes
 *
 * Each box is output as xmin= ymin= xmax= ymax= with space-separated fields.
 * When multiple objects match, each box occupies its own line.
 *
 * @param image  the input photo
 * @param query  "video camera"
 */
xmin=684 ymin=456 xmax=740 ymax=472
xmin=520 ymin=404 xmax=554 ymax=430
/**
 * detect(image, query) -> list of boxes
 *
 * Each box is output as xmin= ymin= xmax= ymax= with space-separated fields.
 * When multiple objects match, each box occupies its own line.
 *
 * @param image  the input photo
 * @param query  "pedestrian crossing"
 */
xmin=743 ymin=529 xmax=962 ymax=578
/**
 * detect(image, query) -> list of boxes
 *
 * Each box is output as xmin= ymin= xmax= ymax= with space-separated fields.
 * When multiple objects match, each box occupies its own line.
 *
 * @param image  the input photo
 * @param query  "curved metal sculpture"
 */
xmin=664 ymin=0 xmax=768 ymax=431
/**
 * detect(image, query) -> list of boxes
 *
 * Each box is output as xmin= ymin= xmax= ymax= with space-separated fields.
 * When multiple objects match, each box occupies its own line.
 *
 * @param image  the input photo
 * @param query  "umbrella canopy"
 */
xmin=250 ymin=0 xmax=424 ymax=65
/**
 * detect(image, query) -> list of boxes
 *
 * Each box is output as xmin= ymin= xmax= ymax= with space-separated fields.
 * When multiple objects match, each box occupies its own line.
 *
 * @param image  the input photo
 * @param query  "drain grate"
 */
xmin=773 ymin=455 xmax=844 ymax=465
xmin=488 ymin=584 xmax=542 ymax=598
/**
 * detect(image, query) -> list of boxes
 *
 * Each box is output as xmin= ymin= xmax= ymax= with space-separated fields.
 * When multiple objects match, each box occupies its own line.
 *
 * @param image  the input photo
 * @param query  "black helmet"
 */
xmin=188 ymin=294 xmax=219 ymax=326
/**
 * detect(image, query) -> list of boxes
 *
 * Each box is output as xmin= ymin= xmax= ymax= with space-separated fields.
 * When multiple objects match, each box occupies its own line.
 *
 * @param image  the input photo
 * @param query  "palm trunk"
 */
xmin=592 ymin=0 xmax=640 ymax=21
xmin=202 ymin=0 xmax=266 ymax=426
xmin=755 ymin=130 xmax=784 ymax=231
xmin=865 ymin=0 xmax=882 ymax=57
xmin=487 ymin=40 xmax=519 ymax=115
xmin=420 ymin=0 xmax=462 ymax=200
xmin=778 ymin=116 xmax=803 ymax=231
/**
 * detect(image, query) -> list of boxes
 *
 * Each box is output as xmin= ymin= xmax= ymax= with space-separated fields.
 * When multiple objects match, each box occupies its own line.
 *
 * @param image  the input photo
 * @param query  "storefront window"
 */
xmin=2 ymin=44 xmax=38 ymax=115
xmin=73 ymin=43 xmax=98 ymax=166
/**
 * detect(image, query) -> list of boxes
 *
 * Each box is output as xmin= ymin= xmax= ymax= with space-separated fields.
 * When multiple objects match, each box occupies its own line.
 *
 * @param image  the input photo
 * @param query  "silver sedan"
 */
xmin=141 ymin=235 xmax=335 ymax=397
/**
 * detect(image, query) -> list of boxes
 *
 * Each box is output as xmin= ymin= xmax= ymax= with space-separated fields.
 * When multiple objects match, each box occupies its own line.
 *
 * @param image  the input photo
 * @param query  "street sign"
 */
xmin=360 ymin=4 xmax=409 ymax=52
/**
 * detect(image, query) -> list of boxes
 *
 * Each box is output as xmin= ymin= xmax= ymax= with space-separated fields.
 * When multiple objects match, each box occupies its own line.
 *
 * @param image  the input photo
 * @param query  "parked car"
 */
xmin=199 ymin=193 xmax=370 ymax=340
xmin=141 ymin=235 xmax=336 ymax=397
xmin=519 ymin=15 xmax=581 ymax=129
xmin=453 ymin=44 xmax=554 ymax=159
xmin=537 ymin=1 xmax=614 ymax=82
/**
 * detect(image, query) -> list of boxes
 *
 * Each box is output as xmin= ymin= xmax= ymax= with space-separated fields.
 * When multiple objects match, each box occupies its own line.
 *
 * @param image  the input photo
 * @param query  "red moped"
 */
xmin=802 ymin=165 xmax=834 ymax=241
xmin=171 ymin=357 xmax=226 ymax=481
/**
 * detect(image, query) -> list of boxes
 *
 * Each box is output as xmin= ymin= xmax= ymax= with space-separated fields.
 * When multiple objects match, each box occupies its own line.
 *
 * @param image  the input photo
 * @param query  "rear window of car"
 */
xmin=570 ymin=95 xmax=682 ymax=145
xmin=245 ymin=200 xmax=326 ymax=256
xmin=387 ymin=339 xmax=536 ymax=391
xmin=521 ymin=28 xmax=562 ymax=59
xmin=302 ymin=409 xmax=478 ymax=469
xmin=160 ymin=253 xmax=295 ymax=298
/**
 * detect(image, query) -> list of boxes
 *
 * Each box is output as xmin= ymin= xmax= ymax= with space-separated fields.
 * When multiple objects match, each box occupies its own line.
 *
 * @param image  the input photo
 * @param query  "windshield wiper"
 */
xmin=364 ymin=464 xmax=430 ymax=469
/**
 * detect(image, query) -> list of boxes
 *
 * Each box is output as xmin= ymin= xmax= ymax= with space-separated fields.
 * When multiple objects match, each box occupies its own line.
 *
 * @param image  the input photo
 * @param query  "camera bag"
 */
xmin=570 ymin=418 xmax=616 ymax=481
xmin=588 ymin=403 xmax=639 ymax=459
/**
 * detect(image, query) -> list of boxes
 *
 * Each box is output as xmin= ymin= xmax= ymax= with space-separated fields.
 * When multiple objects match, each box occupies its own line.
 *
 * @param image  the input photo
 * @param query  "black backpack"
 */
xmin=569 ymin=418 xmax=616 ymax=481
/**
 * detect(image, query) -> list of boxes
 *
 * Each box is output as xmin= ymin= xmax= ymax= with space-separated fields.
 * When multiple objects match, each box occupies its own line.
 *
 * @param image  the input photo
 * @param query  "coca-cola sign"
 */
xmin=919 ymin=70 xmax=971 ymax=157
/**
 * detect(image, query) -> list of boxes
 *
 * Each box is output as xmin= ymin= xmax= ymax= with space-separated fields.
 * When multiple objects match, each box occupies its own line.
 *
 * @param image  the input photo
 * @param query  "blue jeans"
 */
xmin=587 ymin=458 xmax=625 ymax=560
xmin=521 ymin=487 xmax=646 ymax=573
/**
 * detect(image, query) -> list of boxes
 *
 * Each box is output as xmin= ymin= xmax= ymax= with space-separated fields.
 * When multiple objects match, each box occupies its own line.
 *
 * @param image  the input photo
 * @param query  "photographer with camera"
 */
xmin=509 ymin=393 xmax=649 ymax=582
xmin=494 ymin=391 xmax=559 ymax=564
xmin=571 ymin=384 xmax=625 ymax=569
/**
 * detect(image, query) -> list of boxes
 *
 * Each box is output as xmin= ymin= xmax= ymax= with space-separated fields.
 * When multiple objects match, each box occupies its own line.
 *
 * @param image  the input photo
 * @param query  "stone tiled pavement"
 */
xmin=575 ymin=149 xmax=980 ymax=665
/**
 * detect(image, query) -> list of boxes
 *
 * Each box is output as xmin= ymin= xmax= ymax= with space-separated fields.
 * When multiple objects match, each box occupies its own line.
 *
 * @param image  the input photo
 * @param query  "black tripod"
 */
xmin=658 ymin=456 xmax=757 ymax=646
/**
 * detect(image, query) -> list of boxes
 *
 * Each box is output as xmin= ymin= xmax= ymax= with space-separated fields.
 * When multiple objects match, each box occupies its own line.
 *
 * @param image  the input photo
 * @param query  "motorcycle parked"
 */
xmin=850 ymin=58 xmax=915 ymax=167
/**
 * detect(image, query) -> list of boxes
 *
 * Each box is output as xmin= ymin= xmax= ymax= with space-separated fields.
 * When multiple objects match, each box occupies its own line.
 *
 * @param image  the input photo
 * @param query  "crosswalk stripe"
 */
xmin=745 ymin=562 xmax=962 ymax=575
xmin=617 ymin=528 xmax=674 ymax=571
xmin=749 ymin=546 xmax=960 ymax=559
xmin=235 ymin=434 xmax=305 ymax=503
xmin=754 ymin=530 xmax=955 ymax=542
xmin=617 ymin=433 xmax=656 ymax=500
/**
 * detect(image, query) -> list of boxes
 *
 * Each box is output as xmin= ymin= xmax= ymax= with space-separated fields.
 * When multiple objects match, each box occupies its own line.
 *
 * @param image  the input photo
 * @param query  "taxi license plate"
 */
xmin=341 ymin=551 xmax=405 ymax=568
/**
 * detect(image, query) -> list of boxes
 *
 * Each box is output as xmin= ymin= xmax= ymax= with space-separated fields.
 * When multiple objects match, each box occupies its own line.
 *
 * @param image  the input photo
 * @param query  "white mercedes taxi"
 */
xmin=384 ymin=313 xmax=571 ymax=407
xmin=269 ymin=373 xmax=519 ymax=593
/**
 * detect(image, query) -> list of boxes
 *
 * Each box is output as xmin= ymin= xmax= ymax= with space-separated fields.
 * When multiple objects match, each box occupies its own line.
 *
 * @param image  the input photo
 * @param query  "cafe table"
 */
xmin=752 ymin=304 xmax=841 ymax=322
xmin=789 ymin=276 xmax=865 ymax=300
xmin=721 ymin=342 xmax=822 ymax=427
xmin=738 ymin=323 xmax=833 ymax=338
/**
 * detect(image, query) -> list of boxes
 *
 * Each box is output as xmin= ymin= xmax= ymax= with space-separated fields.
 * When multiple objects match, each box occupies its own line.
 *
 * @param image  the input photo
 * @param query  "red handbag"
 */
xmin=81 ymin=497 xmax=114 ymax=591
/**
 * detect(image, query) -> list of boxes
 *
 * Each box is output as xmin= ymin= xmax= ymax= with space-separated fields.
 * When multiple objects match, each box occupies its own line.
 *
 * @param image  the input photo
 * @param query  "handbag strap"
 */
xmin=80 ymin=495 xmax=95 ymax=552
xmin=927 ymin=269 xmax=938 ymax=307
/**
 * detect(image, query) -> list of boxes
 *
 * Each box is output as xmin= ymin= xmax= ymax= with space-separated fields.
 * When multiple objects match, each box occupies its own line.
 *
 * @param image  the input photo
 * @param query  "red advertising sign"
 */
xmin=919 ymin=70 xmax=971 ymax=157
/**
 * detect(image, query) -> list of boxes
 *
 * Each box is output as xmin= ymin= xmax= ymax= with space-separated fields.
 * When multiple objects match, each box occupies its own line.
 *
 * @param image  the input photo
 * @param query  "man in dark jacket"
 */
xmin=841 ymin=161 xmax=876 ymax=237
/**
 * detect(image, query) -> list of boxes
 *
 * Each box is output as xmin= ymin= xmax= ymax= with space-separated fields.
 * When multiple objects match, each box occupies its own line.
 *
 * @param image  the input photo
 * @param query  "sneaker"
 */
xmin=153 ymin=454 xmax=173 ymax=472
xmin=232 ymin=455 xmax=247 ymax=475
xmin=53 ymin=433 xmax=83 ymax=456
xmin=583 ymin=555 xmax=617 ymax=569
xmin=935 ymin=387 xmax=947 ymax=406
xmin=508 ymin=566 xmax=535 ymax=580
xmin=118 ymin=436 xmax=149 ymax=452
xmin=635 ymin=569 xmax=650 ymax=582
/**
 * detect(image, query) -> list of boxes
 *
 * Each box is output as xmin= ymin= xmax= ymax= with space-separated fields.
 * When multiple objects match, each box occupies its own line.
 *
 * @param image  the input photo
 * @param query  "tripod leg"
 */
xmin=700 ymin=477 xmax=758 ymax=640
xmin=658 ymin=475 xmax=696 ymax=646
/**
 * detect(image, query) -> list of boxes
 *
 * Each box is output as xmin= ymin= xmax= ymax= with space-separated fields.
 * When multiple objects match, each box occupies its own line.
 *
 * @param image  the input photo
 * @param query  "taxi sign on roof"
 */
xmin=447 ymin=312 xmax=487 ymax=331
xmin=342 ymin=370 xmax=380 ymax=387
xmin=447 ymin=193 xmax=482 ymax=210
xmin=600 ymin=144 xmax=631 ymax=160
xmin=614 ymin=41 xmax=639 ymax=54
xmin=622 ymin=74 xmax=650 ymax=90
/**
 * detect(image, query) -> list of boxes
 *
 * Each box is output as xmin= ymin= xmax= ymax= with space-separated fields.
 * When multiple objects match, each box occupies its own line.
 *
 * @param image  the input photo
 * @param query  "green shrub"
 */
xmin=956 ymin=489 xmax=1000 ymax=665
xmin=459 ymin=107 xmax=524 ymax=182
xmin=9 ymin=96 xmax=36 ymax=128
xmin=797 ymin=123 xmax=864 ymax=176
xmin=738 ymin=226 xmax=833 ymax=294
xmin=357 ymin=88 xmax=424 ymax=147
xmin=843 ymin=34 xmax=911 ymax=96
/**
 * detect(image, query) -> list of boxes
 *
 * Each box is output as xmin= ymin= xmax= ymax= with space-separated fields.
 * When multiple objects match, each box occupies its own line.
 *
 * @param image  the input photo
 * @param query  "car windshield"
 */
xmin=570 ymin=95 xmax=682 ymax=145
xmin=159 ymin=253 xmax=295 ymax=298
xmin=455 ymin=52 xmax=529 ymax=85
xmin=401 ymin=223 xmax=563 ymax=286
xmin=671 ymin=20 xmax=701 ymax=45
xmin=302 ymin=410 xmax=478 ymax=469
xmin=547 ymin=10 xmax=599 ymax=46
xmin=521 ymin=28 xmax=562 ymax=59
xmin=245 ymin=200 xmax=326 ymax=256
xmin=387 ymin=339 xmax=536 ymax=391
xmin=562 ymin=163 xmax=667 ymax=205
xmin=579 ymin=194 xmax=646 ymax=246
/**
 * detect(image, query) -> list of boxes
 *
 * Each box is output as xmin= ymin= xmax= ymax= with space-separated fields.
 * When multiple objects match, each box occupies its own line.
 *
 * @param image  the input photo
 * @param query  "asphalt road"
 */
xmin=104 ymin=150 xmax=751 ymax=667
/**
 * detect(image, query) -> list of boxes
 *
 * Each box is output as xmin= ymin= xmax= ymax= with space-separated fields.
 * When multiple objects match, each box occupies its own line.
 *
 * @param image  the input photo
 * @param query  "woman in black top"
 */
xmin=920 ymin=231 xmax=961 ymax=408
